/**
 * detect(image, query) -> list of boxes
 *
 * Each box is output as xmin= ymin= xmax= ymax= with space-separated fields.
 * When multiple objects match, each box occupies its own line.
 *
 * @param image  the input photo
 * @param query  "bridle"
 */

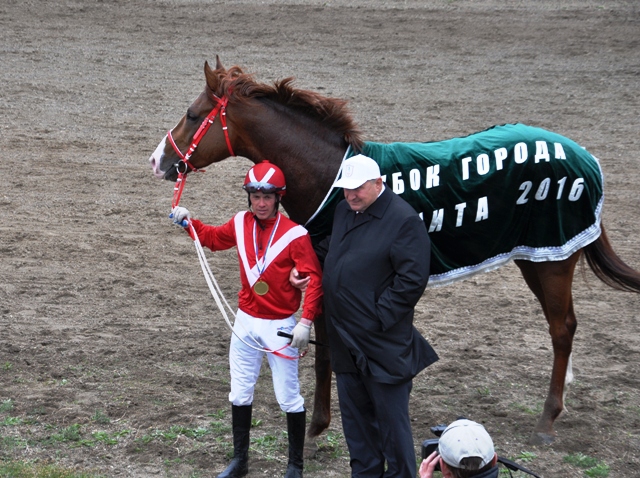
xmin=168 ymin=94 xmax=235 ymax=208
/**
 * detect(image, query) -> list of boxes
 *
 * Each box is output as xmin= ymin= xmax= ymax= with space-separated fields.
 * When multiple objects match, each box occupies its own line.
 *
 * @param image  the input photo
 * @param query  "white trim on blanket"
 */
xmin=304 ymin=147 xmax=352 ymax=228
xmin=428 ymin=156 xmax=605 ymax=288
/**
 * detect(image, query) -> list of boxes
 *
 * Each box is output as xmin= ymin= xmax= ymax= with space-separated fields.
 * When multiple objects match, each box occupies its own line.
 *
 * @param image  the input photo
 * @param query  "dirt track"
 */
xmin=1 ymin=1 xmax=640 ymax=476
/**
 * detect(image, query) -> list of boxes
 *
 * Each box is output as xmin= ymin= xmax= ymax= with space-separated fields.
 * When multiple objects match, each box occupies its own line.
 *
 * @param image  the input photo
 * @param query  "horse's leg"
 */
xmin=515 ymin=252 xmax=580 ymax=445
xmin=305 ymin=313 xmax=332 ymax=457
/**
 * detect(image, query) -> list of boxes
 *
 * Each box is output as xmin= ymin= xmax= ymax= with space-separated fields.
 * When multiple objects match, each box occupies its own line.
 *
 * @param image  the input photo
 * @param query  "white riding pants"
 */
xmin=228 ymin=309 xmax=304 ymax=413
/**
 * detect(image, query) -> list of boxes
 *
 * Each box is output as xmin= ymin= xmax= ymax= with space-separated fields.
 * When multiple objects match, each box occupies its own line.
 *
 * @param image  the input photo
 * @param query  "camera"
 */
xmin=420 ymin=424 xmax=447 ymax=471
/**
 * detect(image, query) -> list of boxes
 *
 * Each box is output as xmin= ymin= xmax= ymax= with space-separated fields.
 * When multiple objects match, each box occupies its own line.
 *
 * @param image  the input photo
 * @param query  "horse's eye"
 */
xmin=186 ymin=111 xmax=199 ymax=122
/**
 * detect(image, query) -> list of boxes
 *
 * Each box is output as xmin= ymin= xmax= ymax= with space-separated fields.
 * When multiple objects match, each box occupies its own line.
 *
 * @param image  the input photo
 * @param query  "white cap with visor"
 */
xmin=438 ymin=419 xmax=495 ymax=470
xmin=333 ymin=154 xmax=381 ymax=189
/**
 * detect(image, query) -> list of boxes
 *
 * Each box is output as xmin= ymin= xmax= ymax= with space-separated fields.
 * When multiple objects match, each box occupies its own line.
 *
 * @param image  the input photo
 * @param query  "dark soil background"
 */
xmin=1 ymin=1 xmax=639 ymax=476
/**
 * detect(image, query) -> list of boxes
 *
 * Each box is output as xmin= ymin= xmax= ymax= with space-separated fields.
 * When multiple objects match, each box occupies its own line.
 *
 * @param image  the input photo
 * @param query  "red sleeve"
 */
xmin=290 ymin=235 xmax=324 ymax=321
xmin=189 ymin=217 xmax=237 ymax=251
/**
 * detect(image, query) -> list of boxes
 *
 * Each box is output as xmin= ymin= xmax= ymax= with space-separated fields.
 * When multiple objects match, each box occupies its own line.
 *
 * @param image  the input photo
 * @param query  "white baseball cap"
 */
xmin=438 ymin=419 xmax=495 ymax=470
xmin=333 ymin=154 xmax=381 ymax=189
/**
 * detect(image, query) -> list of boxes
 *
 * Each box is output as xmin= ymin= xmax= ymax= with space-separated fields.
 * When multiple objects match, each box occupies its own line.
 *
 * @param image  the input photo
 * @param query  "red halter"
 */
xmin=169 ymin=94 xmax=235 ymax=208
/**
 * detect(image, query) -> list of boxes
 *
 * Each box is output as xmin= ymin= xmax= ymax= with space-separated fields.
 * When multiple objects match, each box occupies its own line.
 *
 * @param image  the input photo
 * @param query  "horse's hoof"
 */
xmin=528 ymin=431 xmax=556 ymax=445
xmin=303 ymin=435 xmax=318 ymax=459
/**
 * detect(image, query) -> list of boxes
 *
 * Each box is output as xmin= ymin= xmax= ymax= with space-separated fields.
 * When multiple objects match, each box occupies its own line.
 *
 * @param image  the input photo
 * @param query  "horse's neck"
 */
xmin=280 ymin=152 xmax=346 ymax=225
xmin=236 ymin=101 xmax=347 ymax=225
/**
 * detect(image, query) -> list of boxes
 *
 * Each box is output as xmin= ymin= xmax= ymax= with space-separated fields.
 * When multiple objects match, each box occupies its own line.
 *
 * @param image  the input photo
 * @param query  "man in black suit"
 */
xmin=316 ymin=154 xmax=439 ymax=478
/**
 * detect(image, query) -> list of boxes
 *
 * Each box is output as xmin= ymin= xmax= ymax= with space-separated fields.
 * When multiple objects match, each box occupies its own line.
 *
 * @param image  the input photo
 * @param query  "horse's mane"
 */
xmin=206 ymin=65 xmax=364 ymax=152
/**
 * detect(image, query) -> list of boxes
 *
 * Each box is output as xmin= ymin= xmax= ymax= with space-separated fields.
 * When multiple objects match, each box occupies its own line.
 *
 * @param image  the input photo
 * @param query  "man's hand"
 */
xmin=419 ymin=451 xmax=440 ymax=478
xmin=290 ymin=321 xmax=311 ymax=350
xmin=289 ymin=267 xmax=310 ymax=291
xmin=170 ymin=206 xmax=191 ymax=227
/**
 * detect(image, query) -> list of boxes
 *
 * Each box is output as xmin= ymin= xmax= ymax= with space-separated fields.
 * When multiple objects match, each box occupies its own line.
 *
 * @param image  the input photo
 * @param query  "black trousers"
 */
xmin=336 ymin=372 xmax=415 ymax=478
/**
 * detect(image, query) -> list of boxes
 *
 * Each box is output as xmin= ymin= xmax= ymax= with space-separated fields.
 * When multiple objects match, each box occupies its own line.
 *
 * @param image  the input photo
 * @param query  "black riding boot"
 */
xmin=284 ymin=410 xmax=305 ymax=478
xmin=217 ymin=405 xmax=252 ymax=478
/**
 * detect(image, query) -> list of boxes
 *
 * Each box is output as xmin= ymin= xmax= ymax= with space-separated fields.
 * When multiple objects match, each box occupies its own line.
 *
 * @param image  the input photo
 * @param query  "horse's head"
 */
xmin=149 ymin=57 xmax=365 ymax=222
xmin=149 ymin=57 xmax=238 ymax=181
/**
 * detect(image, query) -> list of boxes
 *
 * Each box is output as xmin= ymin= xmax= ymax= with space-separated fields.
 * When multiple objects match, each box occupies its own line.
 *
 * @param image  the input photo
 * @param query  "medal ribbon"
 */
xmin=234 ymin=212 xmax=308 ymax=286
xmin=253 ymin=213 xmax=281 ymax=277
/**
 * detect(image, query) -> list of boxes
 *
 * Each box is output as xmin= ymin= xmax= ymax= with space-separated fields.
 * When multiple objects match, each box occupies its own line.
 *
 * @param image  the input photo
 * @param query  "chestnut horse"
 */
xmin=149 ymin=57 xmax=640 ymax=445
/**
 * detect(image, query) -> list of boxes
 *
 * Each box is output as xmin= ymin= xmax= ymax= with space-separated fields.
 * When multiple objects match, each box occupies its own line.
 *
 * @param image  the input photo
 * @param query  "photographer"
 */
xmin=419 ymin=419 xmax=499 ymax=478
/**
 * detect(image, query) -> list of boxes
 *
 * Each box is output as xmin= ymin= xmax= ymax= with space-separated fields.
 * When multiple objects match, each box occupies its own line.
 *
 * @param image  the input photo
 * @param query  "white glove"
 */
xmin=290 ymin=321 xmax=311 ymax=350
xmin=170 ymin=206 xmax=191 ymax=227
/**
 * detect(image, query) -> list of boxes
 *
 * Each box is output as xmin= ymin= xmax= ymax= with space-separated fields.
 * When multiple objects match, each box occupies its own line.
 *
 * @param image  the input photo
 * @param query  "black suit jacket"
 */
xmin=317 ymin=187 xmax=438 ymax=384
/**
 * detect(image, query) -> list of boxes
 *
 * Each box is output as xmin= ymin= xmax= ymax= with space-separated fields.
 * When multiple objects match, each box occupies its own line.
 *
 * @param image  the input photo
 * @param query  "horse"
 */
xmin=149 ymin=57 xmax=640 ymax=445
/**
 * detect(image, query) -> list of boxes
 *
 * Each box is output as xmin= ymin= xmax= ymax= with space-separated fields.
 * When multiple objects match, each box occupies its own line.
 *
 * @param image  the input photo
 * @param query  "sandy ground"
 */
xmin=1 ymin=0 xmax=639 ymax=476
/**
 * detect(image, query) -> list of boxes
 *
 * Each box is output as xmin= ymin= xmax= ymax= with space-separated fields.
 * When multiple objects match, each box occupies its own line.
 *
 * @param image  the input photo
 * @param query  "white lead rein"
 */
xmin=188 ymin=222 xmax=287 ymax=355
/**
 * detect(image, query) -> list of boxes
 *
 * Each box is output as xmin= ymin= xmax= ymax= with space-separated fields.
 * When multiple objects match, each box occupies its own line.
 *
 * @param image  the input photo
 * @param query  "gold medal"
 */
xmin=252 ymin=214 xmax=279 ymax=297
xmin=254 ymin=280 xmax=269 ymax=296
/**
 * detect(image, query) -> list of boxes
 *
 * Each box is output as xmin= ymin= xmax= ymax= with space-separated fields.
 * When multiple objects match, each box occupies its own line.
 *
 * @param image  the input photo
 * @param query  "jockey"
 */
xmin=170 ymin=160 xmax=323 ymax=478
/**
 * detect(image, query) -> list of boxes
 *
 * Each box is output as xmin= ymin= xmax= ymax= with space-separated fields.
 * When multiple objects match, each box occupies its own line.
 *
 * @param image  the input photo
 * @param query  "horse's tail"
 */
xmin=583 ymin=224 xmax=640 ymax=293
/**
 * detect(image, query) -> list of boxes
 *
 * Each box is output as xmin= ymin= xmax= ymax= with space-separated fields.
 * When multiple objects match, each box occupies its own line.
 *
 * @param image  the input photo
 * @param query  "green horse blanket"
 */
xmin=305 ymin=123 xmax=604 ymax=287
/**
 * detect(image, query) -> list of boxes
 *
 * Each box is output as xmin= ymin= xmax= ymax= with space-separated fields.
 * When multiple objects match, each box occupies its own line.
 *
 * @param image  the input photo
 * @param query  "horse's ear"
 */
xmin=204 ymin=61 xmax=219 ymax=93
xmin=215 ymin=55 xmax=225 ymax=71
xmin=204 ymin=56 xmax=225 ymax=73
